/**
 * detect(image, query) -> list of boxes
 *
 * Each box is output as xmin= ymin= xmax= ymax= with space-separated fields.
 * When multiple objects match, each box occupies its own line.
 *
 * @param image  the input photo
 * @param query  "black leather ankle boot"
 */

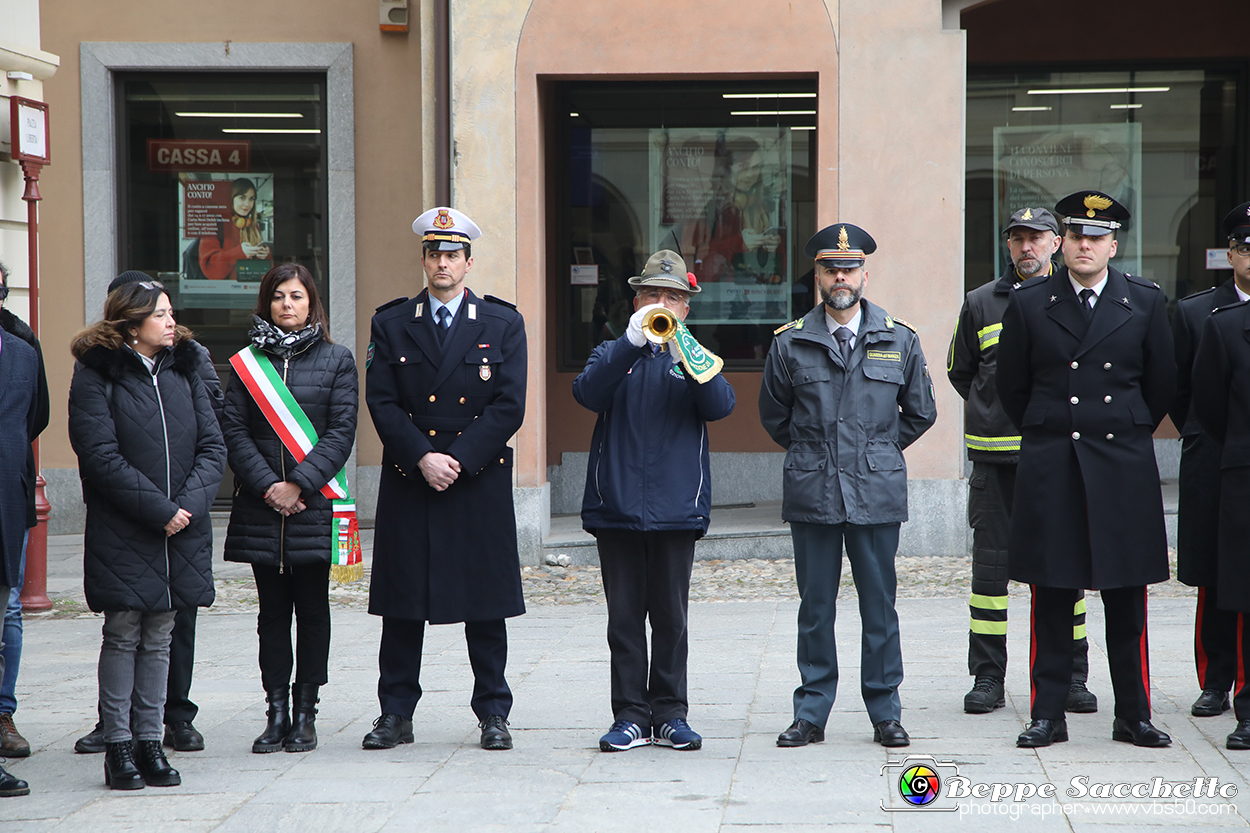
xmin=284 ymin=684 xmax=319 ymax=752
xmin=134 ymin=739 xmax=181 ymax=786
xmin=252 ymin=686 xmax=291 ymax=754
xmin=104 ymin=741 xmax=145 ymax=790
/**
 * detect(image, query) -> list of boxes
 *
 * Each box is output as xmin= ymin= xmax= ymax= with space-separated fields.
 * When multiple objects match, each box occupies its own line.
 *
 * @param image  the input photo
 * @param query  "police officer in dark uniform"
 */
xmin=997 ymin=190 xmax=1176 ymax=748
xmin=1189 ymin=200 xmax=1250 ymax=749
xmin=1169 ymin=202 xmax=1250 ymax=722
xmin=947 ymin=207 xmax=1096 ymax=716
xmin=760 ymin=223 xmax=937 ymax=749
xmin=362 ymin=207 xmax=527 ymax=751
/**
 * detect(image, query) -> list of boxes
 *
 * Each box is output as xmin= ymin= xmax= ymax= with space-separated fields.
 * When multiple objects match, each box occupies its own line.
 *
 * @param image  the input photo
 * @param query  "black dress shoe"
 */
xmin=776 ymin=719 xmax=824 ymax=748
xmin=1065 ymin=681 xmax=1098 ymax=714
xmin=1227 ymin=719 xmax=1250 ymax=750
xmin=1111 ymin=718 xmax=1171 ymax=748
xmin=75 ymin=722 xmax=105 ymax=754
xmin=362 ymin=714 xmax=414 ymax=749
xmin=0 ymin=763 xmax=29 ymax=797
xmin=134 ymin=739 xmax=182 ymax=787
xmin=103 ymin=741 xmax=145 ymax=790
xmin=1016 ymin=718 xmax=1068 ymax=748
xmin=873 ymin=720 xmax=910 ymax=747
xmin=1192 ymin=689 xmax=1230 ymax=717
xmin=163 ymin=720 xmax=205 ymax=752
xmin=479 ymin=715 xmax=513 ymax=750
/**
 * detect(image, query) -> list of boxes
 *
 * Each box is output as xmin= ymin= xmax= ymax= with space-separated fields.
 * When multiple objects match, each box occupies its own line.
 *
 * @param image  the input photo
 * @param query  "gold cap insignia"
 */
xmin=433 ymin=209 xmax=455 ymax=229
xmin=837 ymin=225 xmax=850 ymax=251
xmin=1022 ymin=208 xmax=1033 ymax=220
xmin=1083 ymin=194 xmax=1113 ymax=218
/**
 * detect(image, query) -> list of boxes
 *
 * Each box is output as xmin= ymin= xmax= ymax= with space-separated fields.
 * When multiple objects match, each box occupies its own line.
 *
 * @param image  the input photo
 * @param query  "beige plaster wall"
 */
xmin=37 ymin=0 xmax=426 ymax=469
xmin=453 ymin=0 xmax=842 ymax=488
xmin=838 ymin=0 xmax=965 ymax=479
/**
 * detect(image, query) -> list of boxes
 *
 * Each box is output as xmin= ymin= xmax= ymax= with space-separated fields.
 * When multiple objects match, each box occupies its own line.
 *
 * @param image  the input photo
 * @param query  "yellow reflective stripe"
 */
xmin=1073 ymin=598 xmax=1087 ymax=616
xmin=965 ymin=434 xmax=1022 ymax=452
xmin=970 ymin=593 xmax=1009 ymax=611
xmin=1073 ymin=624 xmax=1087 ymax=640
xmin=977 ymin=323 xmax=1003 ymax=351
xmin=971 ymin=619 xmax=1009 ymax=635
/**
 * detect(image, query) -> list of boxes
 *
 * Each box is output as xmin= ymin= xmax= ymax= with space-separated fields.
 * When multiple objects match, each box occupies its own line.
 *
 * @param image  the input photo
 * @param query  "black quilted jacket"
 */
xmin=222 ymin=336 xmax=358 ymax=569
xmin=68 ymin=341 xmax=226 ymax=612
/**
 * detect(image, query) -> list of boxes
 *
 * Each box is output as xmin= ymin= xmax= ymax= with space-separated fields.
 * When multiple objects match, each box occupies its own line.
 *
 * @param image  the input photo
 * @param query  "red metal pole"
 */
xmin=18 ymin=163 xmax=52 ymax=611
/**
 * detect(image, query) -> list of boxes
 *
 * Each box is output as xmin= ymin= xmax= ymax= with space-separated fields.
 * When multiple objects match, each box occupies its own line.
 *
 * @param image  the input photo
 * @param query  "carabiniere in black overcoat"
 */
xmin=1191 ymin=299 xmax=1250 ymax=613
xmin=996 ymin=265 xmax=1176 ymax=590
xmin=1169 ymin=279 xmax=1240 ymax=587
xmin=366 ymin=287 xmax=527 ymax=624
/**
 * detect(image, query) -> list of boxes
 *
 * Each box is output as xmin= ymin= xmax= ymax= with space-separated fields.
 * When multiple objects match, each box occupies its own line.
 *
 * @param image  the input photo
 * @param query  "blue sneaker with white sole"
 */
xmin=599 ymin=720 xmax=649 ymax=752
xmin=653 ymin=718 xmax=702 ymax=750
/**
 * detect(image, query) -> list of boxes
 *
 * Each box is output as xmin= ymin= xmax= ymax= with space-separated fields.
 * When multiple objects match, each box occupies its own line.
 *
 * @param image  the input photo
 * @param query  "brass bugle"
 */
xmin=641 ymin=307 xmax=677 ymax=344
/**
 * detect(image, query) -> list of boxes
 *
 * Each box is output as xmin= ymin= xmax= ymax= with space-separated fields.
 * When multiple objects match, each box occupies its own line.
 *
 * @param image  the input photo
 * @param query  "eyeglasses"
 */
xmin=638 ymin=289 xmax=689 ymax=305
xmin=0 ymin=284 xmax=8 ymax=301
xmin=1233 ymin=244 xmax=1250 ymax=258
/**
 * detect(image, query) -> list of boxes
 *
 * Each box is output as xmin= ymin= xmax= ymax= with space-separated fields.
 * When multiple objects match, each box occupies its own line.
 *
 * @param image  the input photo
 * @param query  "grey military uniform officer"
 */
xmin=760 ymin=222 xmax=937 ymax=749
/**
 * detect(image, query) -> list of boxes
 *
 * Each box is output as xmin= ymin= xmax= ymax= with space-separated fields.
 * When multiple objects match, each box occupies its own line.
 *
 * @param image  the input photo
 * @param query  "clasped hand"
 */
xmin=264 ymin=481 xmax=306 ymax=516
xmin=418 ymin=452 xmax=461 ymax=492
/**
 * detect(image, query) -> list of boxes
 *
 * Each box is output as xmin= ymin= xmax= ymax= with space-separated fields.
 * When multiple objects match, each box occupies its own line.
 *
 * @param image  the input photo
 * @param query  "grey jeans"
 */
xmin=99 ymin=610 xmax=176 ymax=743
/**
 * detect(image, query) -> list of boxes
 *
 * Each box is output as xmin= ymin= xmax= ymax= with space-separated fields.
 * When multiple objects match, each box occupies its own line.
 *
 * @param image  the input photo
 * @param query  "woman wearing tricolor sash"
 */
xmin=221 ymin=264 xmax=358 ymax=754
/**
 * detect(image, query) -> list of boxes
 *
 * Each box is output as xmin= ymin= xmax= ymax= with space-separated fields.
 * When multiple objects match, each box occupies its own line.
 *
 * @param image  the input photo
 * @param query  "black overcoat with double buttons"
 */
xmin=366 ymin=287 xmax=527 ymax=624
xmin=996 ymin=265 xmax=1175 ymax=590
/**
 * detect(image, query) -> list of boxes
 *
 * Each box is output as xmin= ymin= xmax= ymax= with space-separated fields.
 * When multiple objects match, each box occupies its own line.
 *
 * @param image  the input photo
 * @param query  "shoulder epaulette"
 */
xmin=890 ymin=317 xmax=917 ymax=333
xmin=1014 ymin=278 xmax=1046 ymax=291
xmin=484 ymin=294 xmax=517 ymax=310
xmin=1212 ymin=299 xmax=1249 ymax=315
xmin=1125 ymin=274 xmax=1160 ymax=290
xmin=375 ymin=296 xmax=409 ymax=313
xmin=1180 ymin=286 xmax=1217 ymax=302
xmin=774 ymin=319 xmax=800 ymax=335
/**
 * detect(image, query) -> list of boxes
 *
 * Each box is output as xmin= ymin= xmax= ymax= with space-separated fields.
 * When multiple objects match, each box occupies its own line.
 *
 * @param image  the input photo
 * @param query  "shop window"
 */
xmin=966 ymin=67 xmax=1241 ymax=300
xmin=117 ymin=73 xmax=329 ymax=365
xmin=554 ymin=80 xmax=817 ymax=371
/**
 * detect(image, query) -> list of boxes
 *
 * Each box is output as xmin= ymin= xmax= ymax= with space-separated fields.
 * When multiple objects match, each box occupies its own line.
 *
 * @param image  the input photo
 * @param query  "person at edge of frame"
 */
xmin=759 ymin=221 xmax=937 ymax=749
xmin=946 ymin=207 xmax=1097 ymax=716
xmin=362 ymin=206 xmax=527 ymax=752
xmin=997 ymin=189 xmax=1176 ymax=749
xmin=1188 ymin=200 xmax=1250 ymax=751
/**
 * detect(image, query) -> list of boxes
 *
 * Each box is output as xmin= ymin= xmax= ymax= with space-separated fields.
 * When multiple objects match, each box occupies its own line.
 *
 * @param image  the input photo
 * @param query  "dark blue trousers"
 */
xmin=790 ymin=522 xmax=903 ymax=727
xmin=377 ymin=616 xmax=512 ymax=721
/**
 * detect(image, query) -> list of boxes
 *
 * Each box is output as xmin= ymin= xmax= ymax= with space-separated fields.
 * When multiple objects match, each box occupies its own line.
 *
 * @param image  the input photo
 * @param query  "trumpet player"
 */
xmin=759 ymin=223 xmax=937 ymax=748
xmin=573 ymin=249 xmax=735 ymax=753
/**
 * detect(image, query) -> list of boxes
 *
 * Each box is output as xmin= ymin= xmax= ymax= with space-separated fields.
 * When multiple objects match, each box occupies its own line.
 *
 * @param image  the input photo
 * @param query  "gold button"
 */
xmin=400 ymin=356 xmax=407 ymax=363
xmin=459 ymin=397 xmax=466 ymax=404
xmin=429 ymin=395 xmax=436 ymax=402
xmin=499 ymin=458 xmax=505 ymax=464
xmin=428 ymin=429 xmax=436 ymax=436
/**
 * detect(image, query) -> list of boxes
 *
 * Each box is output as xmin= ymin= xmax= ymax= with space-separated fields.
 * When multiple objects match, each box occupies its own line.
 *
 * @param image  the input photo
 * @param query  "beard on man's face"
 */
xmin=821 ymin=282 xmax=863 ymax=311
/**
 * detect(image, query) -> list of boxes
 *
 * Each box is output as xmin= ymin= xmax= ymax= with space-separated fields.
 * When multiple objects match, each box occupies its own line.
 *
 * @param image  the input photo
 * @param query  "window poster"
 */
xmin=993 ymin=123 xmax=1142 ymax=277
xmin=177 ymin=172 xmax=275 ymax=302
xmin=649 ymin=127 xmax=792 ymax=325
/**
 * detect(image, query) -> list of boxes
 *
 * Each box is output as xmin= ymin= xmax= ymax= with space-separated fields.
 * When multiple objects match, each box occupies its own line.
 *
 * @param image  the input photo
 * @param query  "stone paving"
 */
xmin=3 ymin=531 xmax=1242 ymax=832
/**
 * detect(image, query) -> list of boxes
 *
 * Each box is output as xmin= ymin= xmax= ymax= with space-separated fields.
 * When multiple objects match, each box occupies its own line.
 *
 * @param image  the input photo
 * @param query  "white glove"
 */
xmin=626 ymin=303 xmax=665 ymax=348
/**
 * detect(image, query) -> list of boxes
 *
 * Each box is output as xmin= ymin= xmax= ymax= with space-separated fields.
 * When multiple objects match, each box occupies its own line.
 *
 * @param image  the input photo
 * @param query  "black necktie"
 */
xmin=1079 ymin=288 xmax=1095 ymax=319
xmin=834 ymin=326 xmax=853 ymax=367
xmin=436 ymin=306 xmax=450 ymax=343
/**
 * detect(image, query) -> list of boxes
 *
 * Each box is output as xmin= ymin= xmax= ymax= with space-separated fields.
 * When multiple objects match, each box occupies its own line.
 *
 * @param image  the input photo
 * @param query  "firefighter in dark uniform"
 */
xmin=1169 ymin=202 xmax=1250 ymax=722
xmin=362 ymin=207 xmax=527 ymax=752
xmin=1189 ymin=200 xmax=1250 ymax=750
xmin=997 ymin=190 xmax=1176 ymax=748
xmin=760 ymin=223 xmax=937 ymax=749
xmin=948 ymin=207 xmax=1095 ymax=716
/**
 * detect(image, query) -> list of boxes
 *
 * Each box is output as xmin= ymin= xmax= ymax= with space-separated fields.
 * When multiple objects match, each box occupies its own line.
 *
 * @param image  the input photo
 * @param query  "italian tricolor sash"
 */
xmin=229 ymin=345 xmax=363 ymax=582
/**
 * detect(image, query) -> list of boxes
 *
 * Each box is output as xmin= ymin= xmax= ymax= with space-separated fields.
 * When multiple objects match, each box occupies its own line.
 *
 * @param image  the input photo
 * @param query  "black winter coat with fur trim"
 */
xmin=68 ymin=340 xmax=226 ymax=612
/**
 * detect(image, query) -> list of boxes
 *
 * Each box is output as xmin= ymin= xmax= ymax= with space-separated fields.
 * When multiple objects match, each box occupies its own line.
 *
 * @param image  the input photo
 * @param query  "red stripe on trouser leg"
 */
xmin=1238 ymin=614 xmax=1246 ymax=699
xmin=1139 ymin=587 xmax=1150 ymax=712
xmin=1029 ymin=586 xmax=1038 ymax=713
xmin=1196 ymin=587 xmax=1210 ymax=687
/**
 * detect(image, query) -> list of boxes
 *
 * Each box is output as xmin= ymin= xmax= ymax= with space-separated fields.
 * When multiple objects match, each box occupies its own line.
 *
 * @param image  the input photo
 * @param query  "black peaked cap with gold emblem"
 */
xmin=804 ymin=223 xmax=877 ymax=268
xmin=1222 ymin=201 xmax=1250 ymax=244
xmin=1054 ymin=190 xmax=1130 ymax=237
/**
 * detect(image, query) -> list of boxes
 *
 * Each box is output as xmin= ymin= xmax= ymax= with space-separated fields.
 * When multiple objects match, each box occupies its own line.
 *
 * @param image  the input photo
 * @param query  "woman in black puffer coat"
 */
xmin=221 ymin=263 xmax=357 ymax=754
xmin=68 ymin=281 xmax=226 ymax=790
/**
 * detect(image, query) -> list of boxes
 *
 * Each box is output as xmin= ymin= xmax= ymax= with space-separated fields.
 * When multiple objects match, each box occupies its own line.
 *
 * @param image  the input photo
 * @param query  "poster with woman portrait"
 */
xmin=649 ymin=127 xmax=792 ymax=325
xmin=178 ymin=172 xmax=275 ymax=300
